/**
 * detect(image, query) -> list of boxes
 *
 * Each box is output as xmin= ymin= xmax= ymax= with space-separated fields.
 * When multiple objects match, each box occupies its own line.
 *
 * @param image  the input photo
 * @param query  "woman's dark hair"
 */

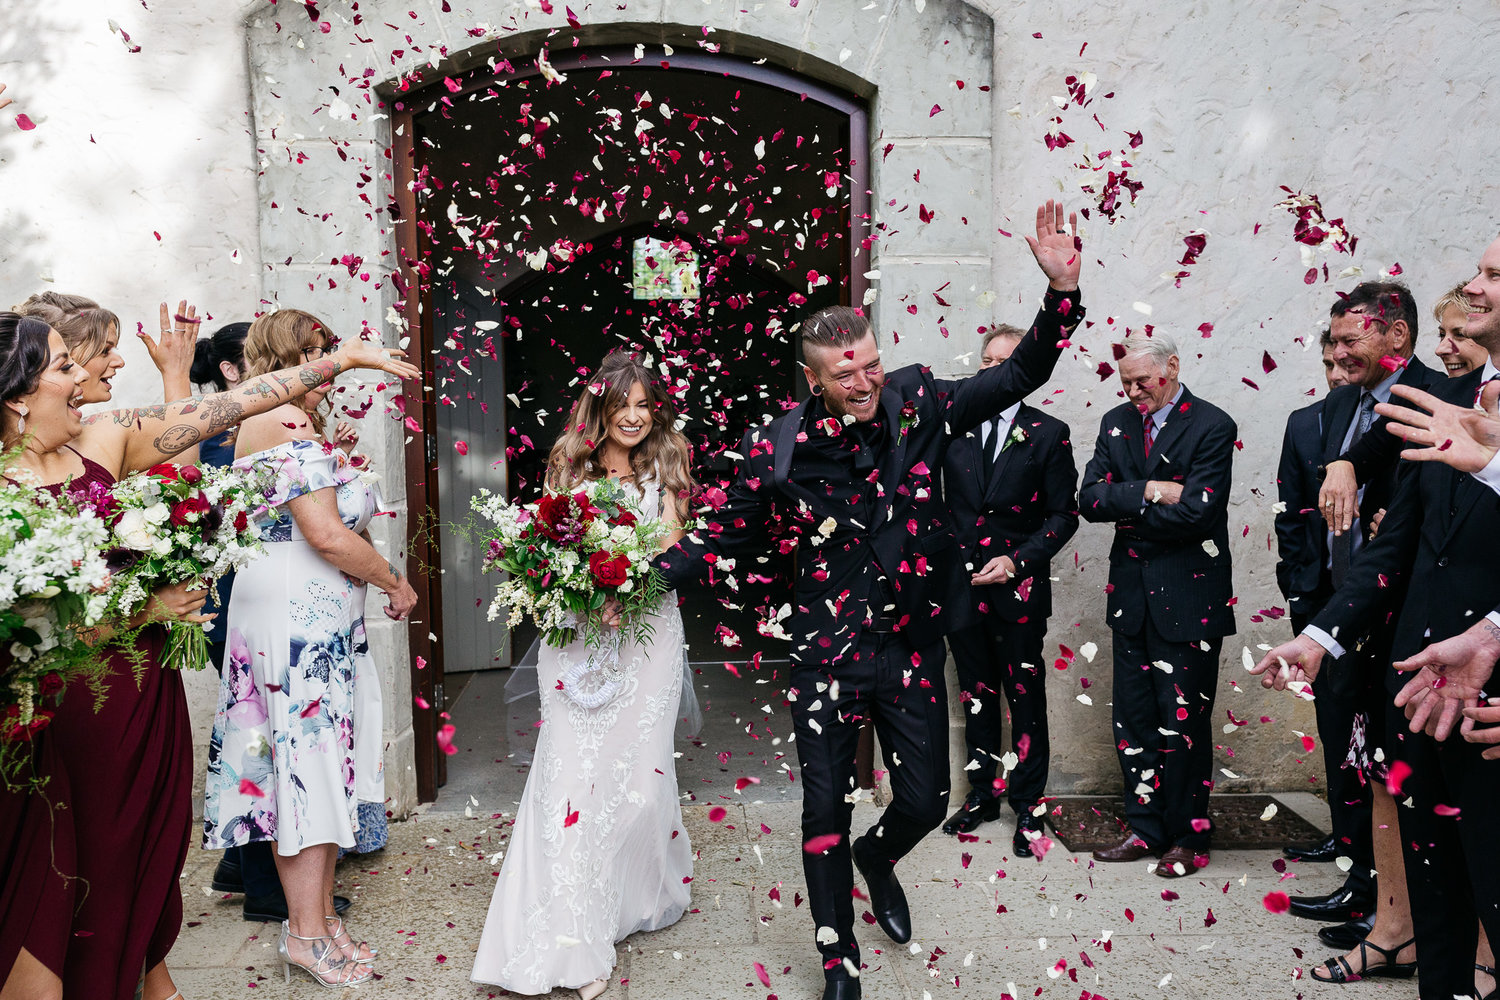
xmin=0 ymin=312 xmax=56 ymax=404
xmin=191 ymin=321 xmax=251 ymax=392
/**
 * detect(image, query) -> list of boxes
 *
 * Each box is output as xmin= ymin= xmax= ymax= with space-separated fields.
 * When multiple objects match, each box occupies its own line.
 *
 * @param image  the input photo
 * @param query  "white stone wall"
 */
xmin=4 ymin=0 xmax=1498 ymax=806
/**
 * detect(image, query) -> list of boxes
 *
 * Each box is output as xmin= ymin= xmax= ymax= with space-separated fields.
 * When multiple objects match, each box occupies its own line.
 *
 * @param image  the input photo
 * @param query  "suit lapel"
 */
xmin=1321 ymin=387 xmax=1358 ymax=463
xmin=1437 ymin=370 xmax=1486 ymax=544
xmin=773 ymin=399 xmax=811 ymax=489
xmin=982 ymin=407 xmax=1029 ymax=506
xmin=1145 ymin=387 xmax=1196 ymax=474
xmin=875 ymin=388 xmax=908 ymax=521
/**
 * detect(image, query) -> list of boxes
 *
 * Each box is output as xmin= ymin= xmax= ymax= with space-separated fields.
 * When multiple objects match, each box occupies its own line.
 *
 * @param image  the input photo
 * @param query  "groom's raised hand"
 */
xmin=1025 ymin=199 xmax=1081 ymax=293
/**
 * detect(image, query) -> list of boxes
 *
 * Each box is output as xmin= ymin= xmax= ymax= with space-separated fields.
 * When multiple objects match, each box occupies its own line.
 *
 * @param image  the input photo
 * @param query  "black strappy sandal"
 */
xmin=1477 ymin=961 xmax=1498 ymax=1000
xmin=1310 ymin=937 xmax=1417 ymax=983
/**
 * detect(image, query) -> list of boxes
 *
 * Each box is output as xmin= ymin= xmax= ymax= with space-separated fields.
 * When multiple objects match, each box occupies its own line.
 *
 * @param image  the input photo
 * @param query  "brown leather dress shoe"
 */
xmin=1091 ymin=831 xmax=1160 ymax=863
xmin=1155 ymin=845 xmax=1208 ymax=878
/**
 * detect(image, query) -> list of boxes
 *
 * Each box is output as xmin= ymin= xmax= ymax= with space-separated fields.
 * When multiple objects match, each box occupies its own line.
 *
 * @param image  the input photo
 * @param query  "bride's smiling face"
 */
xmin=605 ymin=381 xmax=654 ymax=453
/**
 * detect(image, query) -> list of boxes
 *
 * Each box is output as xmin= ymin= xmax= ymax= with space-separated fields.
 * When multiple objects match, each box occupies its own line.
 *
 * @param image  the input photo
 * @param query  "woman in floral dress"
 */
xmin=202 ymin=309 xmax=417 ymax=987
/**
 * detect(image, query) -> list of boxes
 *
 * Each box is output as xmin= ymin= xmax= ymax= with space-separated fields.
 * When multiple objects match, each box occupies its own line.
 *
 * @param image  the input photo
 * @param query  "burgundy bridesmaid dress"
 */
xmin=0 ymin=731 xmax=75 ymax=983
xmin=40 ymin=450 xmax=193 ymax=997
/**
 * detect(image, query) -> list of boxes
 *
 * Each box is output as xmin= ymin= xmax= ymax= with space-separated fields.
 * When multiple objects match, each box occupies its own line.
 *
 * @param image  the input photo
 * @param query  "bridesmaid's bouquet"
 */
xmin=471 ymin=478 xmax=671 ymax=650
xmin=71 ymin=463 xmax=268 ymax=673
xmin=0 ymin=482 xmax=111 ymax=780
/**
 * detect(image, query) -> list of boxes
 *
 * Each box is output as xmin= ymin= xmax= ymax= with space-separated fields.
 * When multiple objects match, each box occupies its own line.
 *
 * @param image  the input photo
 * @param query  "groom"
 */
xmin=653 ymin=201 xmax=1084 ymax=1000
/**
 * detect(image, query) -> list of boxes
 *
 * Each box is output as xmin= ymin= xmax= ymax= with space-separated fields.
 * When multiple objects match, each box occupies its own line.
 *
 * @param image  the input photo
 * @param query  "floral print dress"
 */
xmin=202 ymin=440 xmax=386 ymax=855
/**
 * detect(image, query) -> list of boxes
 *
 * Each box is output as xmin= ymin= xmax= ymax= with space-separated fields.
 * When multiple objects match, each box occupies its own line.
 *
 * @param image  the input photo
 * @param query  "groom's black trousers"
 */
xmin=790 ymin=628 xmax=950 ymax=979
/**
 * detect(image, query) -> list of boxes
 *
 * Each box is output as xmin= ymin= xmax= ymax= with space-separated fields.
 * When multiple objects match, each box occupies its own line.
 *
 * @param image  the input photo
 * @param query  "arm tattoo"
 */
xmin=387 ymin=560 xmax=403 ymax=581
xmin=1485 ymin=620 xmax=1500 ymax=645
xmin=200 ymin=394 xmax=246 ymax=435
xmin=153 ymin=423 xmax=203 ymax=454
xmin=299 ymin=356 xmax=342 ymax=389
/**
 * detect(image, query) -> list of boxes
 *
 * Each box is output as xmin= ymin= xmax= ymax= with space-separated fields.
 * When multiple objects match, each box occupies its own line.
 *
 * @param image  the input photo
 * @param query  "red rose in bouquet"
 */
xmin=170 ymin=494 xmax=212 ymax=526
xmin=147 ymin=463 xmax=181 ymax=482
xmin=609 ymin=508 xmax=638 ymax=528
xmin=535 ymin=491 xmax=596 ymax=544
xmin=588 ymin=551 xmax=631 ymax=589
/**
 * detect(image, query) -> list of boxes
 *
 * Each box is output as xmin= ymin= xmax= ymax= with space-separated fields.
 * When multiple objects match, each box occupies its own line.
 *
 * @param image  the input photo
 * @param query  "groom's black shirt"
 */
xmin=654 ymin=287 xmax=1083 ymax=667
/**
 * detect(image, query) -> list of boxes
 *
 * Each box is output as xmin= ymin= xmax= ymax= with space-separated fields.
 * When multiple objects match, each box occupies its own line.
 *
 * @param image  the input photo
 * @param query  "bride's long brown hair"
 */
xmin=545 ymin=349 xmax=694 ymax=513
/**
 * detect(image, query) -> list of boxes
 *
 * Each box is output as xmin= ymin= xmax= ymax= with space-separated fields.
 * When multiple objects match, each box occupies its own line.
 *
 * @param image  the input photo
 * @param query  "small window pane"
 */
xmin=632 ymin=236 xmax=700 ymax=300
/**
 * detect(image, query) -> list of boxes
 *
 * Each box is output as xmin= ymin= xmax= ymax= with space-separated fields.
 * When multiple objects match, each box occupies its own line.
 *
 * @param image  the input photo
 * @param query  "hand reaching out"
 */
xmin=1318 ymin=460 xmax=1359 ymax=536
xmin=1024 ymin=200 xmax=1081 ymax=293
xmin=1392 ymin=619 xmax=1500 ymax=742
xmin=0 ymin=83 xmax=12 ymax=113
xmin=1249 ymin=634 xmax=1327 ymax=695
xmin=1378 ymin=381 xmax=1500 ymax=474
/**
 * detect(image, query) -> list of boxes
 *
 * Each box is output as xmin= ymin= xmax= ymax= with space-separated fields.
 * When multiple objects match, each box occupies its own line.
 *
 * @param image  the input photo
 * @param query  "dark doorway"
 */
xmin=394 ymin=46 xmax=869 ymax=801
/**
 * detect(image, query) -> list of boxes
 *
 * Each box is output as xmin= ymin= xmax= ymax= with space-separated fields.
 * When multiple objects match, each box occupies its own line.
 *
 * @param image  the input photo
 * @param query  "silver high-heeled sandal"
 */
xmin=326 ymin=915 xmax=378 ymax=965
xmin=278 ymin=920 xmax=371 ymax=988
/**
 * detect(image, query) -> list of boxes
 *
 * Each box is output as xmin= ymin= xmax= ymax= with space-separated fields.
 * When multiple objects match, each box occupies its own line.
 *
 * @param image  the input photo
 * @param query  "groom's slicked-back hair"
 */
xmin=800 ymin=307 xmax=875 ymax=371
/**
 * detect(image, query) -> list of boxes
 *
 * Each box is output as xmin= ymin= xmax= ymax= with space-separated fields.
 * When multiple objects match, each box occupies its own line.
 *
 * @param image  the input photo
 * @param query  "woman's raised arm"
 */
xmin=83 ymin=336 xmax=420 ymax=474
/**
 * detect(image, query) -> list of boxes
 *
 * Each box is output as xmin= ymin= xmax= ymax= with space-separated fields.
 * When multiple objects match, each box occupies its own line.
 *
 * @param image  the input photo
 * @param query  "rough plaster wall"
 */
xmin=6 ymin=0 xmax=1497 ymax=809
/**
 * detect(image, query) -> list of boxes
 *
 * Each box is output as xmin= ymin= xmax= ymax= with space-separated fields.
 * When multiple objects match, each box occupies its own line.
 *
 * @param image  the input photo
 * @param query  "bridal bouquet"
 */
xmin=70 ymin=462 xmax=268 ymax=673
xmin=0 ymin=483 xmax=111 ymax=780
xmin=471 ymin=478 xmax=672 ymax=650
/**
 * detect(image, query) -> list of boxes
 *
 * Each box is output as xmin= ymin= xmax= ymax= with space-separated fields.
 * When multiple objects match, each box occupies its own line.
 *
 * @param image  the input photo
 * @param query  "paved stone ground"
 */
xmin=169 ymin=790 xmax=1422 ymax=999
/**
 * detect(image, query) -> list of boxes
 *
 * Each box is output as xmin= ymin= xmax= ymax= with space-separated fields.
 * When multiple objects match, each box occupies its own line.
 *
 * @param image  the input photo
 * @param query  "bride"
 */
xmin=471 ymin=349 xmax=696 ymax=998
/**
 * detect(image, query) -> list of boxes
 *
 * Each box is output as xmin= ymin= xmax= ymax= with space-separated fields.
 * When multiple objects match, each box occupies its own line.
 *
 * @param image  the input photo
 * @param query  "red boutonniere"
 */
xmin=899 ymin=401 xmax=919 ymax=436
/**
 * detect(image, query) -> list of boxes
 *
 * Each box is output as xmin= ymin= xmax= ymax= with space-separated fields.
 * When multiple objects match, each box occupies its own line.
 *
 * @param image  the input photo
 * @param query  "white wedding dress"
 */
xmin=471 ymin=478 xmax=693 ymax=993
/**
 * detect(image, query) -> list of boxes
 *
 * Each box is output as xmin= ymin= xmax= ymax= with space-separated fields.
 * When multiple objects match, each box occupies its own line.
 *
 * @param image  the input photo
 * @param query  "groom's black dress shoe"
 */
xmin=1282 ymin=834 xmax=1338 ymax=863
xmin=822 ymin=978 xmax=861 ymax=1000
xmin=211 ymin=855 xmax=244 ymax=893
xmin=852 ymin=836 xmax=911 ymax=945
xmin=1286 ymin=886 xmax=1374 ymax=922
xmin=942 ymin=791 xmax=1001 ymax=836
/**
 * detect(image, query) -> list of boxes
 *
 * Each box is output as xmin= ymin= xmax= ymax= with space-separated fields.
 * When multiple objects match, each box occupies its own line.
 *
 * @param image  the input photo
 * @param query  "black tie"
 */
xmin=982 ymin=418 xmax=1001 ymax=481
xmin=1331 ymin=392 xmax=1376 ymax=587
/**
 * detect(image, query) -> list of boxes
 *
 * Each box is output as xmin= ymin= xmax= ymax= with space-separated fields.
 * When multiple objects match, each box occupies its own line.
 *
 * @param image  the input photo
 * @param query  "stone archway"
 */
xmin=245 ymin=0 xmax=995 ymax=809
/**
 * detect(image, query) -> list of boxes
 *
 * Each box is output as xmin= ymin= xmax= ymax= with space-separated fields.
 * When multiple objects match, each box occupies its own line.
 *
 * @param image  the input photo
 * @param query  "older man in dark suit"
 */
xmin=1079 ymin=331 xmax=1236 ymax=877
xmin=653 ymin=202 xmax=1084 ymax=1000
xmin=940 ymin=323 xmax=1078 ymax=856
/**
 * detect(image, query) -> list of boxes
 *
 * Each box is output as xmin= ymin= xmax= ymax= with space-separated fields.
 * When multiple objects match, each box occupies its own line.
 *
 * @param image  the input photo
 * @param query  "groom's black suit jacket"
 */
xmin=1078 ymin=387 xmax=1237 ymax=643
xmin=654 ymin=288 xmax=1083 ymax=667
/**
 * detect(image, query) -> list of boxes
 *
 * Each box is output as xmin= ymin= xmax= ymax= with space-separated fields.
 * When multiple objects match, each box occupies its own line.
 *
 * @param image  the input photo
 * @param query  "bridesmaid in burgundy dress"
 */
xmin=0 ymin=310 xmax=418 ymax=1000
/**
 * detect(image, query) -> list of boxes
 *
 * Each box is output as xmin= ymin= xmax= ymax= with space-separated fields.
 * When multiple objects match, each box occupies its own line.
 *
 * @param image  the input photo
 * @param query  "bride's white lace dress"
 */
xmin=471 ymin=478 xmax=692 ymax=993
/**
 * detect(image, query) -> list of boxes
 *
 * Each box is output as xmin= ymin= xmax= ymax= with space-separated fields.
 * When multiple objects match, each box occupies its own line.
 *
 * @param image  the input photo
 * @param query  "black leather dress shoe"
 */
xmin=828 ymin=977 xmax=864 ymax=1000
xmin=822 ymin=978 xmax=861 ymax=1000
xmin=1013 ymin=812 xmax=1043 ymax=857
xmin=852 ymin=837 xmax=911 ymax=944
xmin=1287 ymin=886 xmax=1374 ymax=922
xmin=243 ymin=892 xmax=351 ymax=923
xmin=1282 ymin=834 xmax=1338 ymax=863
xmin=1318 ymin=911 xmax=1375 ymax=950
xmin=942 ymin=791 xmax=1001 ymax=836
xmin=211 ymin=855 xmax=244 ymax=894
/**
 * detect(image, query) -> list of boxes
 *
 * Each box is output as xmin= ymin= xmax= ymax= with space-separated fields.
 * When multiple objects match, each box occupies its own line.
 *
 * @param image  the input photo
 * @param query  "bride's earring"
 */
xmin=10 ymin=405 xmax=26 ymax=436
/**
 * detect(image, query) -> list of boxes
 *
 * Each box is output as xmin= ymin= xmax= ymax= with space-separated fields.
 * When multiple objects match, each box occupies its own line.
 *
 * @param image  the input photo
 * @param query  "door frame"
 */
xmin=392 ymin=44 xmax=871 ymax=804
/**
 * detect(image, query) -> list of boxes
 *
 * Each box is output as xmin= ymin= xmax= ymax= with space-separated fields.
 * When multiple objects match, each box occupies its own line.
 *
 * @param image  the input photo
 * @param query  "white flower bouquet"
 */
xmin=0 ymin=481 xmax=111 ymax=783
xmin=71 ymin=462 xmax=268 ymax=673
xmin=471 ymin=478 xmax=673 ymax=651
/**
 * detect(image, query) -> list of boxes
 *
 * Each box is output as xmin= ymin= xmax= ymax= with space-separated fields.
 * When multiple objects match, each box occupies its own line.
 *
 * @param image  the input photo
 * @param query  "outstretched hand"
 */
xmin=0 ymin=83 xmax=11 ymax=113
xmin=1024 ymin=200 xmax=1081 ymax=293
xmin=141 ymin=300 xmax=202 ymax=383
xmin=333 ymin=335 xmax=421 ymax=381
xmin=1377 ymin=381 xmax=1500 ymax=474
xmin=1392 ymin=619 xmax=1500 ymax=741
